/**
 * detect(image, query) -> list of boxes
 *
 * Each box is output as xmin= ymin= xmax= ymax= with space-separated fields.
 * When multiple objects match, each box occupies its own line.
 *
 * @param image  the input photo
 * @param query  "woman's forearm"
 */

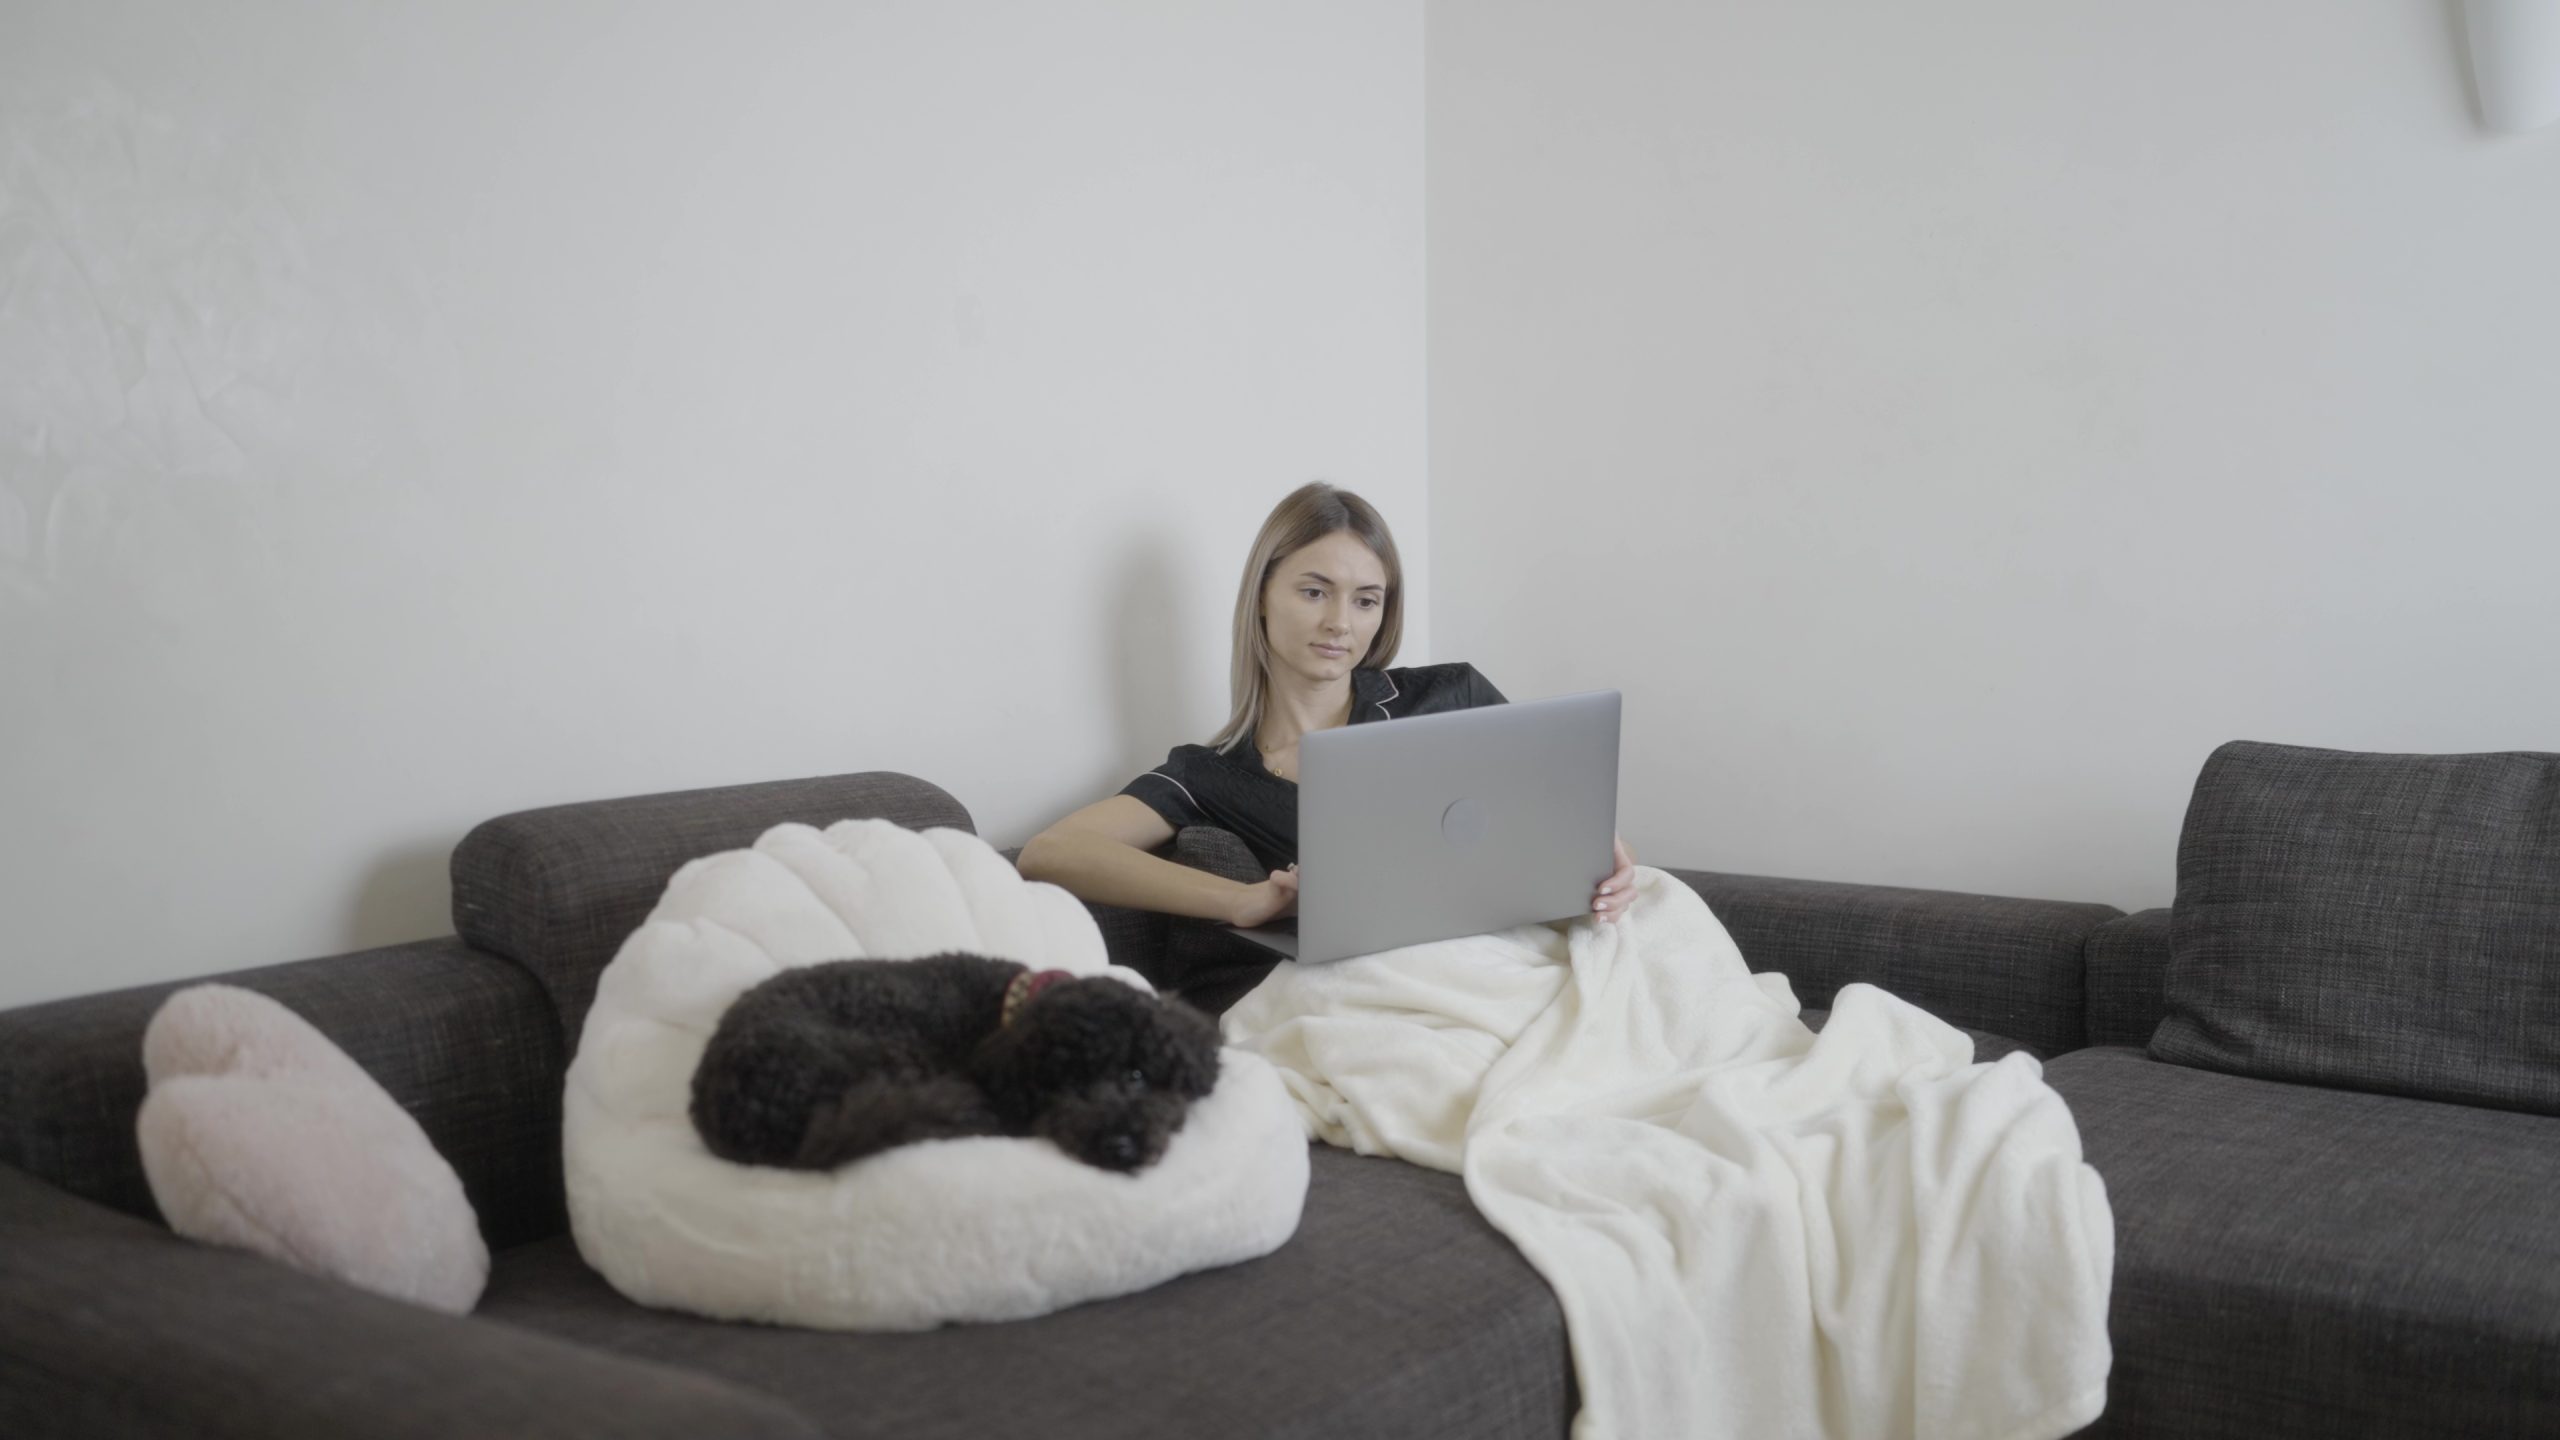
xmin=1017 ymin=831 xmax=1254 ymax=925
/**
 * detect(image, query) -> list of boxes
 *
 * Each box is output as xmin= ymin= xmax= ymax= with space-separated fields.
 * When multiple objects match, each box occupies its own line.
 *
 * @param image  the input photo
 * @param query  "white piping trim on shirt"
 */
xmin=1135 ymin=769 xmax=1202 ymax=813
xmin=1374 ymin=671 xmax=1399 ymax=720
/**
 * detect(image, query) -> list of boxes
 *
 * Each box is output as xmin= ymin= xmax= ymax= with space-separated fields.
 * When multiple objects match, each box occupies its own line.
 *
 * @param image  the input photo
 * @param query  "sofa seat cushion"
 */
xmin=478 ymin=1144 xmax=1571 ymax=1440
xmin=2041 ymin=1046 xmax=2560 ymax=1438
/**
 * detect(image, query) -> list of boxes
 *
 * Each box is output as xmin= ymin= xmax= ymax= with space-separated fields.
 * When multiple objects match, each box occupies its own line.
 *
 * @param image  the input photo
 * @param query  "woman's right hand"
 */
xmin=1229 ymin=863 xmax=1300 ymax=928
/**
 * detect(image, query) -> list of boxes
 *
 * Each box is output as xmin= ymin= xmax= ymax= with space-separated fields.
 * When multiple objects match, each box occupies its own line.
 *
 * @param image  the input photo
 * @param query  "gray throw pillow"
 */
xmin=2150 ymin=739 xmax=2560 ymax=1114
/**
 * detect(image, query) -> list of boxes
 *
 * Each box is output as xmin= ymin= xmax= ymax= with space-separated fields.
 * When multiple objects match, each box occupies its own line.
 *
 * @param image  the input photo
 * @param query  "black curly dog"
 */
xmin=688 ymin=954 xmax=1222 ymax=1174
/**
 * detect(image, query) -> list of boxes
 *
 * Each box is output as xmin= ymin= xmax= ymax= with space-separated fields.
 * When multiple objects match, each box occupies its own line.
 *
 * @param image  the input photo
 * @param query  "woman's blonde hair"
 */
xmin=1205 ymin=482 xmax=1405 ymax=754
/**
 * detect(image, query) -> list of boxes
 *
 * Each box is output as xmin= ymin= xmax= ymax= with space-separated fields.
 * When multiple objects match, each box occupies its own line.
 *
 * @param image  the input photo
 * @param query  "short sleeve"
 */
xmin=1118 ymin=749 xmax=1213 ymax=831
xmin=1465 ymin=664 xmax=1509 ymax=707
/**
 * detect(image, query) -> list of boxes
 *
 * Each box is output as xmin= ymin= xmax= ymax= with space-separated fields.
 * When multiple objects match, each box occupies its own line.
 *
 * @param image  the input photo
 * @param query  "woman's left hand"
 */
xmin=1591 ymin=835 xmax=1637 ymax=923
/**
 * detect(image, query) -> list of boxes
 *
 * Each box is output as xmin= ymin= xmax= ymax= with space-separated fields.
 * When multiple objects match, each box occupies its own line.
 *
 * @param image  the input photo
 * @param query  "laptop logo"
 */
xmin=1440 ymin=796 xmax=1491 ymax=851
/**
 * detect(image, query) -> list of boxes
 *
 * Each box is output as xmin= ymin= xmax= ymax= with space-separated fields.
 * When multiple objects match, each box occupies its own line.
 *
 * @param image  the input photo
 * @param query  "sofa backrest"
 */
xmin=0 ymin=936 xmax=571 ymax=1249
xmin=2152 ymin=738 xmax=2560 ymax=1115
xmin=450 ymin=770 xmax=975 ymax=1049
xmin=1154 ymin=829 xmax=2118 ymax=1053
xmin=2083 ymin=906 xmax=2171 ymax=1049
xmin=1670 ymin=869 xmax=2117 ymax=1058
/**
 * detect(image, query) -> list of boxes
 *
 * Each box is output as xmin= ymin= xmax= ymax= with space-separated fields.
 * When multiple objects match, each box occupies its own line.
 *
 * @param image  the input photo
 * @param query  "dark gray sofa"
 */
xmin=2042 ymin=740 xmax=2560 ymax=1438
xmin=1 ymin=746 xmax=2548 ymax=1437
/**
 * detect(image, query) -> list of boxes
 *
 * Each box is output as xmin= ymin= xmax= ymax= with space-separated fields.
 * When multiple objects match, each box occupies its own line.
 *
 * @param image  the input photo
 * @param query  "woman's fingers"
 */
xmin=1592 ymin=838 xmax=1636 ymax=922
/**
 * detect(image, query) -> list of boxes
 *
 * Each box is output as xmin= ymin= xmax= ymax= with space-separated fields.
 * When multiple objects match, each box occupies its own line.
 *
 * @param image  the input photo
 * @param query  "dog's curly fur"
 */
xmin=688 ymin=953 xmax=1223 ymax=1174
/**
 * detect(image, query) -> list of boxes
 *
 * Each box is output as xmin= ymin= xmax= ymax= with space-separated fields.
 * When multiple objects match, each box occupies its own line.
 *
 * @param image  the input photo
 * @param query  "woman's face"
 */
xmin=1261 ymin=532 xmax=1389 ymax=684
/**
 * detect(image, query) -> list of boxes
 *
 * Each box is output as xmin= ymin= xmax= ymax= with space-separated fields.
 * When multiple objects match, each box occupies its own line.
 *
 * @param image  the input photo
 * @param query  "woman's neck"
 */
xmin=1256 ymin=670 xmax=1356 ymax=753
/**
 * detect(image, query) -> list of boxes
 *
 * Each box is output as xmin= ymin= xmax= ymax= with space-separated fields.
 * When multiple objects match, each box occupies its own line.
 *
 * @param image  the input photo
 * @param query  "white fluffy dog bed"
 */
xmin=562 ymin=818 xmax=1310 ymax=1331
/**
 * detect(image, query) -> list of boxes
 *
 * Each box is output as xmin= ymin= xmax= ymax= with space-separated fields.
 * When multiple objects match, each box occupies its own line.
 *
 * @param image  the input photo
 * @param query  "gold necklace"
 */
xmin=1259 ymin=742 xmax=1295 ymax=780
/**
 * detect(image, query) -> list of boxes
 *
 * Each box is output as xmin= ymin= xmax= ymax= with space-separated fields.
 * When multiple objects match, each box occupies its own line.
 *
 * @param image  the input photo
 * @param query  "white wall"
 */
xmin=0 ymin=0 xmax=1427 ymax=1008
xmin=1428 ymin=0 xmax=2560 ymax=913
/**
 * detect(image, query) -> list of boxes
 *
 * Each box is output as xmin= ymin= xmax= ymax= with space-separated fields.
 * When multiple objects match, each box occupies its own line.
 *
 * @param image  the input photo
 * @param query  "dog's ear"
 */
xmin=1138 ymin=996 xmax=1223 ymax=1099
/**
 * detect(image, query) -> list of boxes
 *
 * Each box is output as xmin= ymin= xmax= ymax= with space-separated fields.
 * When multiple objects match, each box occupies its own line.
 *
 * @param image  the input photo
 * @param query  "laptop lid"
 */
xmin=1230 ymin=689 xmax=1620 ymax=965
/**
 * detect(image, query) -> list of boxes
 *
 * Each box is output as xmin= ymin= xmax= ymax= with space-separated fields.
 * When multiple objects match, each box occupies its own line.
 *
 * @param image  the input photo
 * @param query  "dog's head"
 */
xmin=971 ymin=976 xmax=1222 ymax=1173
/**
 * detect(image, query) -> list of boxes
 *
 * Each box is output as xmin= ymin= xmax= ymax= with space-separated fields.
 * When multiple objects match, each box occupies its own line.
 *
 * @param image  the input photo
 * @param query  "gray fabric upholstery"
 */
xmin=1158 ymin=825 xmax=1290 ymax=1016
xmin=2086 ymin=907 xmax=2170 ymax=1050
xmin=0 ymin=1164 xmax=822 ymax=1440
xmin=477 ymin=1143 xmax=1573 ymax=1440
xmin=1125 ymin=833 xmax=2095 ymax=1055
xmin=2154 ymin=739 xmax=2560 ymax=1115
xmin=1663 ymin=868 xmax=2110 ymax=1057
xmin=451 ymin=771 xmax=974 ymax=1049
xmin=0 ymin=936 xmax=567 ymax=1250
xmin=36 ymin=757 xmax=2546 ymax=1440
xmin=1801 ymin=1006 xmax=2037 ymax=1064
xmin=2043 ymin=1046 xmax=2560 ymax=1438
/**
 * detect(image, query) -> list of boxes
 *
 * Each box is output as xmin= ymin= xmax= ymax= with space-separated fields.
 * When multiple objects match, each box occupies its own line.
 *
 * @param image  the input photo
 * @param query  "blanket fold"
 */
xmin=1222 ymin=865 xmax=2112 ymax=1440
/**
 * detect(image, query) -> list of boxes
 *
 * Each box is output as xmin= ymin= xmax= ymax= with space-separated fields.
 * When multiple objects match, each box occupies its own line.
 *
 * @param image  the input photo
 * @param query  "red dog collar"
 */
xmin=1000 ymin=968 xmax=1073 ymax=1029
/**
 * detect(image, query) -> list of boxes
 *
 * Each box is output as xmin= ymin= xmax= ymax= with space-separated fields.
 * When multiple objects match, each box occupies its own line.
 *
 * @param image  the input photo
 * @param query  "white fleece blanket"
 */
xmin=1222 ymin=864 xmax=2114 ymax=1440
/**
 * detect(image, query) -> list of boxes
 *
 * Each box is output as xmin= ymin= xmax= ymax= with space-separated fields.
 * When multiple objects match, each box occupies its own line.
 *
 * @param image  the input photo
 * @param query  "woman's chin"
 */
xmin=1275 ymin=645 xmax=1360 ymax=683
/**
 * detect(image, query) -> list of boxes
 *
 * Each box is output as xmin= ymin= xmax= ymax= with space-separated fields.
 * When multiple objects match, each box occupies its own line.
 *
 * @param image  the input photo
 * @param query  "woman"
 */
xmin=1017 ymin=483 xmax=1636 ymax=1003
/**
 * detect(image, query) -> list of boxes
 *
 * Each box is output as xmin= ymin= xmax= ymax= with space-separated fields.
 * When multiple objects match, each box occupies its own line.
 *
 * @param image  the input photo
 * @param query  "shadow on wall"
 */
xmin=2437 ymin=0 xmax=2478 ymax=124
xmin=344 ymin=838 xmax=457 ymax=954
xmin=1105 ymin=528 xmax=1206 ymax=794
xmin=326 ymin=528 xmax=1207 ymax=937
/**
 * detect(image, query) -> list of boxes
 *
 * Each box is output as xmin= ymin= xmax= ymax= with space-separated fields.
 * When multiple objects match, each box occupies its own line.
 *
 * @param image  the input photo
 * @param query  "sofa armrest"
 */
xmin=1664 ymin=869 xmax=2118 ymax=1058
xmin=2084 ymin=906 xmax=2170 ymax=1049
xmin=0 ymin=1165 xmax=820 ymax=1440
xmin=0 ymin=935 xmax=568 ymax=1251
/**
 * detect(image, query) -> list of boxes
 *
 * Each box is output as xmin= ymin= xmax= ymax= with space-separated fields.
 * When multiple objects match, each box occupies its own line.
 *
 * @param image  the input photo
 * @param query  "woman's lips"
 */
xmin=1314 ymin=644 xmax=1348 ymax=657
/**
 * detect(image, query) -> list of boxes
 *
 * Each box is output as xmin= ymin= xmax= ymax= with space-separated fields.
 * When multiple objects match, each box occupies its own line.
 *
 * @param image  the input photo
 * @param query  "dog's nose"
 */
xmin=1105 ymin=1133 xmax=1141 ymax=1166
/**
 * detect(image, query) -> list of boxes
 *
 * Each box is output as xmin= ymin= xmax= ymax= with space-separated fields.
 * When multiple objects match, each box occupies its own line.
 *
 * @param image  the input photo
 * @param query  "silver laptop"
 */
xmin=1226 ymin=689 xmax=1621 ymax=965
